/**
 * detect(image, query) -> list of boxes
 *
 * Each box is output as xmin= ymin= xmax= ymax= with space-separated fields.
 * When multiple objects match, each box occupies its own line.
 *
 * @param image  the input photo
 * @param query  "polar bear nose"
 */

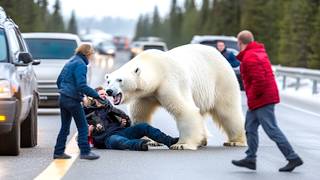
xmin=106 ymin=89 xmax=113 ymax=96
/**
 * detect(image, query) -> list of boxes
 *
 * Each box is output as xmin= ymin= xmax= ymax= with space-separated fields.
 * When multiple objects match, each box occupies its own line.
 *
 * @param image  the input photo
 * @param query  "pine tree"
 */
xmin=208 ymin=0 xmax=240 ymax=36
xmin=151 ymin=6 xmax=161 ymax=37
xmin=48 ymin=0 xmax=65 ymax=32
xmin=67 ymin=10 xmax=78 ymax=34
xmin=168 ymin=0 xmax=183 ymax=48
xmin=279 ymin=0 xmax=313 ymax=67
xmin=308 ymin=4 xmax=320 ymax=69
xmin=37 ymin=0 xmax=49 ymax=31
xmin=180 ymin=0 xmax=198 ymax=44
xmin=198 ymin=0 xmax=210 ymax=34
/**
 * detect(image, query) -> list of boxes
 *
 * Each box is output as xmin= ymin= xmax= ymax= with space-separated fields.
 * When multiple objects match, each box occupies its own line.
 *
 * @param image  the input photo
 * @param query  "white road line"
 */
xmin=280 ymin=103 xmax=320 ymax=118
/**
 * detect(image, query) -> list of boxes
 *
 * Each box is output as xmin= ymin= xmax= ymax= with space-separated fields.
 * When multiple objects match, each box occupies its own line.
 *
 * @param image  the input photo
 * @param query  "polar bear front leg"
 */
xmin=129 ymin=98 xmax=162 ymax=146
xmin=128 ymin=97 xmax=159 ymax=124
xmin=170 ymin=108 xmax=204 ymax=150
xmin=158 ymin=94 xmax=204 ymax=150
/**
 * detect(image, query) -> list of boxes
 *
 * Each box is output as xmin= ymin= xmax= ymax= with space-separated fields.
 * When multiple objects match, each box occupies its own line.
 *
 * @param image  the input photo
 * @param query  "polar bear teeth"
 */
xmin=113 ymin=93 xmax=122 ymax=105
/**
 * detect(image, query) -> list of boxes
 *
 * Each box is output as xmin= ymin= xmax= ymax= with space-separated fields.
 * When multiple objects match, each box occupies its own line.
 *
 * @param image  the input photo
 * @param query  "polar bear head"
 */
xmin=105 ymin=50 xmax=167 ymax=105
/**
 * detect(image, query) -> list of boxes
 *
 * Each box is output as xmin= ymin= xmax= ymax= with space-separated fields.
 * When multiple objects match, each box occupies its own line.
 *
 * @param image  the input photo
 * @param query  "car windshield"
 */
xmin=0 ymin=29 xmax=8 ymax=62
xmin=24 ymin=38 xmax=77 ymax=59
xmin=200 ymin=40 xmax=239 ymax=51
xmin=143 ymin=45 xmax=165 ymax=51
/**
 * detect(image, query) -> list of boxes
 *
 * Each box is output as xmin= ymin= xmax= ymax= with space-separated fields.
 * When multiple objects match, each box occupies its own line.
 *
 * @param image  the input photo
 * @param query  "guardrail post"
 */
xmin=282 ymin=75 xmax=286 ymax=90
xmin=312 ymin=80 xmax=318 ymax=94
xmin=295 ymin=77 xmax=300 ymax=91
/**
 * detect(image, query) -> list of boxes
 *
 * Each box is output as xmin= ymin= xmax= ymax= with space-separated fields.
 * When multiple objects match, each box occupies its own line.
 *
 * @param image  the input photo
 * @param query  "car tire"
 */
xmin=0 ymin=118 xmax=20 ymax=156
xmin=21 ymin=95 xmax=38 ymax=148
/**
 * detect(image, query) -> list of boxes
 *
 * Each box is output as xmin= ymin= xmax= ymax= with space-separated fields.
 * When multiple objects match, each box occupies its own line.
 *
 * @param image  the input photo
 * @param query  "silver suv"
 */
xmin=191 ymin=35 xmax=244 ymax=90
xmin=0 ymin=7 xmax=40 ymax=155
xmin=23 ymin=33 xmax=81 ymax=107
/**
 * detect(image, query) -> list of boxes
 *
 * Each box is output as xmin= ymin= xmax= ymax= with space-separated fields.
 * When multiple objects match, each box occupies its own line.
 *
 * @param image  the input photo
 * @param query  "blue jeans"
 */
xmin=105 ymin=123 xmax=175 ymax=150
xmin=245 ymin=104 xmax=298 ymax=160
xmin=54 ymin=95 xmax=90 ymax=155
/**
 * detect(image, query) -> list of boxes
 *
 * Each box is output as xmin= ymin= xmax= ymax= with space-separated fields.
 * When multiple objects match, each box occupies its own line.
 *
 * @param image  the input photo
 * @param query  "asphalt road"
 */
xmin=0 ymin=51 xmax=319 ymax=180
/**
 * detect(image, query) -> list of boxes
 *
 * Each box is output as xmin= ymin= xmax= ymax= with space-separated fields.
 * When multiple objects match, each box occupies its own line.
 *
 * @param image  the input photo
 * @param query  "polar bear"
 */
xmin=105 ymin=44 xmax=245 ymax=150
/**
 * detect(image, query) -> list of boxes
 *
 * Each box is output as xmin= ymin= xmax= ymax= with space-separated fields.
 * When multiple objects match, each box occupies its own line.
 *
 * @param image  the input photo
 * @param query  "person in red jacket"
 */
xmin=231 ymin=30 xmax=303 ymax=172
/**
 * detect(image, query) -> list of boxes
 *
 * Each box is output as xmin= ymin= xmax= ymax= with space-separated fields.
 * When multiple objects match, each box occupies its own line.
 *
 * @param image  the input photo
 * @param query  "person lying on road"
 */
xmin=84 ymin=87 xmax=179 ymax=151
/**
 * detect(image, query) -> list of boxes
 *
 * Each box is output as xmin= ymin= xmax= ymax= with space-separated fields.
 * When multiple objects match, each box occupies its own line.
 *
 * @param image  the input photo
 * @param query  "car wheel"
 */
xmin=0 ymin=119 xmax=20 ymax=155
xmin=21 ymin=95 xmax=38 ymax=148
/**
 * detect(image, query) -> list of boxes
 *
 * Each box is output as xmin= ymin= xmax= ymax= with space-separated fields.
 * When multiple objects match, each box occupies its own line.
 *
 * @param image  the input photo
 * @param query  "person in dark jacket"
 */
xmin=216 ymin=40 xmax=244 ymax=90
xmin=85 ymin=87 xmax=179 ymax=151
xmin=231 ymin=30 xmax=303 ymax=172
xmin=54 ymin=44 xmax=107 ymax=160
xmin=216 ymin=40 xmax=240 ymax=68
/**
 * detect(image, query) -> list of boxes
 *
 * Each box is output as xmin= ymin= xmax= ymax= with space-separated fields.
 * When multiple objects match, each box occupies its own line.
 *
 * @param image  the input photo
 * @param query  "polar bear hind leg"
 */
xmin=210 ymin=107 xmax=246 ymax=147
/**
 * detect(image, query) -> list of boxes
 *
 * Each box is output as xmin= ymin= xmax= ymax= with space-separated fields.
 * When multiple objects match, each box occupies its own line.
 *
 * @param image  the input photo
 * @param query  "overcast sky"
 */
xmin=47 ymin=0 xmax=185 ymax=20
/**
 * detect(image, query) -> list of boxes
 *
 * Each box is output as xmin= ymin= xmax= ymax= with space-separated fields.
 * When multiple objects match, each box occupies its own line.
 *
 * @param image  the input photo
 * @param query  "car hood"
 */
xmin=33 ymin=59 xmax=68 ymax=82
xmin=0 ymin=63 xmax=15 ymax=80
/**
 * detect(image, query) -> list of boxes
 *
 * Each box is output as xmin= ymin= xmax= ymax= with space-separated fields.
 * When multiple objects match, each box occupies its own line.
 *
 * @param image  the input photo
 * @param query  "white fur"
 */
xmin=106 ymin=44 xmax=246 ymax=150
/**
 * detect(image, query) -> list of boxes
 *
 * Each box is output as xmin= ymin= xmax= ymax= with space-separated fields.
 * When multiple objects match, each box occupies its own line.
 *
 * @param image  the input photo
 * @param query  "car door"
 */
xmin=6 ymin=26 xmax=31 ymax=119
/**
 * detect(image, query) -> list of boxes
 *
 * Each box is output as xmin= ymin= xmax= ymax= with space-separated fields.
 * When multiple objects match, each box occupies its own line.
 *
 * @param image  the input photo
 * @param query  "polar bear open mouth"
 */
xmin=113 ymin=93 xmax=122 ymax=105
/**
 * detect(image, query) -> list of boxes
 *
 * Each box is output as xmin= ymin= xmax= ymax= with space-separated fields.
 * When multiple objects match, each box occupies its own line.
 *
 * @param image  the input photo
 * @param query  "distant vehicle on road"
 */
xmin=23 ymin=33 xmax=81 ymax=107
xmin=130 ymin=41 xmax=168 ymax=59
xmin=0 ymin=6 xmax=40 ymax=155
xmin=191 ymin=35 xmax=239 ymax=55
xmin=96 ymin=40 xmax=116 ymax=56
xmin=113 ymin=36 xmax=130 ymax=51
xmin=191 ymin=35 xmax=244 ymax=90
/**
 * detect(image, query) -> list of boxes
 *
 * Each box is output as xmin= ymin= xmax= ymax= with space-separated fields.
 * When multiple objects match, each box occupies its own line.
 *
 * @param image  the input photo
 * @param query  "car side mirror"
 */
xmin=32 ymin=59 xmax=41 ymax=65
xmin=18 ymin=52 xmax=33 ymax=64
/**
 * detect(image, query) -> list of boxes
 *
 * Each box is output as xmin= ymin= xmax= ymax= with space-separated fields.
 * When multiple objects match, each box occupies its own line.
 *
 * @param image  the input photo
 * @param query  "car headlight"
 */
xmin=107 ymin=49 xmax=115 ymax=54
xmin=0 ymin=80 xmax=13 ymax=98
xmin=131 ymin=48 xmax=142 ymax=55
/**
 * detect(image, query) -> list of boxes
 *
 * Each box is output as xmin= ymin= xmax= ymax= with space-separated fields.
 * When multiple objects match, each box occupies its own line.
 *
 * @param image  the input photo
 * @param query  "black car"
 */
xmin=0 ymin=7 xmax=40 ymax=155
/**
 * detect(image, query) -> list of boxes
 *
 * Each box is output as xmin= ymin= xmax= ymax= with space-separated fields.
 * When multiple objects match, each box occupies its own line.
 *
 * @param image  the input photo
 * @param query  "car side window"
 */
xmin=14 ymin=28 xmax=26 ymax=51
xmin=6 ymin=27 xmax=20 ymax=57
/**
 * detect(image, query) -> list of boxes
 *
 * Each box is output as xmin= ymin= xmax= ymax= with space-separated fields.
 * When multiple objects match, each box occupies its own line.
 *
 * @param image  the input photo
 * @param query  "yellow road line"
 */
xmin=34 ymin=133 xmax=79 ymax=180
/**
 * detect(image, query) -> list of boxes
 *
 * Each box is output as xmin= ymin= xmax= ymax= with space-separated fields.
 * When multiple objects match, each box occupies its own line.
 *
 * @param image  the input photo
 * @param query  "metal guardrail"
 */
xmin=274 ymin=66 xmax=320 ymax=94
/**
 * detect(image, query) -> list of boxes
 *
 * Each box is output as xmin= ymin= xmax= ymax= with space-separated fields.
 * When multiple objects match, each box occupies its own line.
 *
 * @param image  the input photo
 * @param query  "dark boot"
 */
xmin=80 ymin=152 xmax=100 ymax=160
xmin=139 ymin=140 xmax=149 ymax=151
xmin=53 ymin=153 xmax=72 ymax=159
xmin=232 ymin=158 xmax=256 ymax=170
xmin=279 ymin=157 xmax=303 ymax=172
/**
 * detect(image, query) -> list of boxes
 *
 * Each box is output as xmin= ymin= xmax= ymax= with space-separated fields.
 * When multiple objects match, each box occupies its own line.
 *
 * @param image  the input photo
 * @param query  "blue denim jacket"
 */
xmin=57 ymin=53 xmax=99 ymax=101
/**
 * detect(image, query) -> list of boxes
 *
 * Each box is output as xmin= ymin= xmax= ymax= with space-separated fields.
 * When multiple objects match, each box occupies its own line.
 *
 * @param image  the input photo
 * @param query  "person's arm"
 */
xmin=56 ymin=73 xmax=62 ymax=89
xmin=74 ymin=64 xmax=100 ymax=99
xmin=242 ymin=56 xmax=266 ymax=97
xmin=228 ymin=53 xmax=240 ymax=68
xmin=109 ymin=106 xmax=130 ymax=120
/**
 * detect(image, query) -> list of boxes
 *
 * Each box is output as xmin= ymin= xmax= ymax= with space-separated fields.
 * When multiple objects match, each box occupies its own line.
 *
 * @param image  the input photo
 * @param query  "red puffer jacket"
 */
xmin=236 ymin=42 xmax=279 ymax=110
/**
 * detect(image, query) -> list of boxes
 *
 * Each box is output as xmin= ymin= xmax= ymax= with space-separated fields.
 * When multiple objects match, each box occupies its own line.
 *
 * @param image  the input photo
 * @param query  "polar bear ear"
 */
xmin=134 ymin=67 xmax=141 ymax=76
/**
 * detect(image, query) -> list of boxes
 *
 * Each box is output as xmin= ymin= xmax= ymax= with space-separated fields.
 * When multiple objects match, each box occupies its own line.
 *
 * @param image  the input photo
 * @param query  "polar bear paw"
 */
xmin=170 ymin=143 xmax=198 ymax=150
xmin=223 ymin=141 xmax=247 ymax=147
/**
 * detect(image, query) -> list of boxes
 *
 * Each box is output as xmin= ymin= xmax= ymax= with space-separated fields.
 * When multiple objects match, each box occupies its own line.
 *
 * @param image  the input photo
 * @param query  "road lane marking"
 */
xmin=34 ymin=133 xmax=79 ymax=180
xmin=281 ymin=103 xmax=320 ymax=118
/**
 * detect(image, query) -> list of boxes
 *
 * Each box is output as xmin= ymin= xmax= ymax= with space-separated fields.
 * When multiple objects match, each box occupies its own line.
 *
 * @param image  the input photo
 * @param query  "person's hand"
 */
xmin=96 ymin=98 xmax=112 ymax=108
xmin=96 ymin=123 xmax=103 ymax=131
xmin=120 ymin=119 xmax=127 ymax=127
xmin=88 ymin=125 xmax=95 ymax=136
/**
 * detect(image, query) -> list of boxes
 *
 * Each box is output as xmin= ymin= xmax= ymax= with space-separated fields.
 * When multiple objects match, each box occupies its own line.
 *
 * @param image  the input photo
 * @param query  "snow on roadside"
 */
xmin=276 ymin=76 xmax=320 ymax=105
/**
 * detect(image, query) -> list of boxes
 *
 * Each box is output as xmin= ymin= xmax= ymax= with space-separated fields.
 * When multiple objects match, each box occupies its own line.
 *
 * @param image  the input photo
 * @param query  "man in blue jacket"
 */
xmin=54 ymin=44 xmax=108 ymax=160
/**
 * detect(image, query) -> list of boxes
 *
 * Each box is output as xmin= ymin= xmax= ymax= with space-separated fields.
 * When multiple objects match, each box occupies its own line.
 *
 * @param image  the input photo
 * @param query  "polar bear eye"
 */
xmin=134 ymin=67 xmax=140 ymax=75
xmin=117 ymin=79 xmax=123 ymax=83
